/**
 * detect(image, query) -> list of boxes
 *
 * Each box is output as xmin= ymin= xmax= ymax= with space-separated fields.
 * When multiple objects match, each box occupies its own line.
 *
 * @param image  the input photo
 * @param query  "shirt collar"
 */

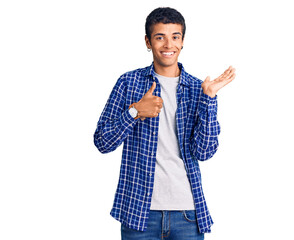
xmin=144 ymin=62 xmax=190 ymax=87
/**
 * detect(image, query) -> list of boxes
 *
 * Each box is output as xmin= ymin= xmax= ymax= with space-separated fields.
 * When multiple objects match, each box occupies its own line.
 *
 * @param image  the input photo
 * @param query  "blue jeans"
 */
xmin=121 ymin=210 xmax=205 ymax=240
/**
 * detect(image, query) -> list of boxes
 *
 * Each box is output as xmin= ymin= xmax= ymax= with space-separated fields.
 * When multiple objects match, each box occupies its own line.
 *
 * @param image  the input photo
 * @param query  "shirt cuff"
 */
xmin=198 ymin=90 xmax=218 ymax=113
xmin=120 ymin=108 xmax=139 ymax=128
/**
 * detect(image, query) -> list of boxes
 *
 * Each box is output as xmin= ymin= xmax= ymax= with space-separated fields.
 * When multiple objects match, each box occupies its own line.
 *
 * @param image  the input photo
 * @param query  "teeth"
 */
xmin=162 ymin=52 xmax=174 ymax=56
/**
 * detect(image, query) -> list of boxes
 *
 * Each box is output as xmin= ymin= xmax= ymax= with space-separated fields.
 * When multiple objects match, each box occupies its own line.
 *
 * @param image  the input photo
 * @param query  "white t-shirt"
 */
xmin=150 ymin=72 xmax=195 ymax=210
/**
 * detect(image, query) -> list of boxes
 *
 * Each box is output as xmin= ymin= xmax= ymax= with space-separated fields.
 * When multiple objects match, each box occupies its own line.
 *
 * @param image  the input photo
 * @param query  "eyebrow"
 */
xmin=153 ymin=32 xmax=182 ymax=37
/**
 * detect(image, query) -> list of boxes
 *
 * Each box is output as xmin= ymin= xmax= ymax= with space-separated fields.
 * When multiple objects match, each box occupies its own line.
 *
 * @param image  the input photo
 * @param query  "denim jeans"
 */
xmin=121 ymin=210 xmax=205 ymax=240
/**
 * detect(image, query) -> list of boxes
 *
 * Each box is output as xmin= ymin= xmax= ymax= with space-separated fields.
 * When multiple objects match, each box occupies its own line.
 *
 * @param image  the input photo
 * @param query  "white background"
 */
xmin=1 ymin=0 xmax=293 ymax=239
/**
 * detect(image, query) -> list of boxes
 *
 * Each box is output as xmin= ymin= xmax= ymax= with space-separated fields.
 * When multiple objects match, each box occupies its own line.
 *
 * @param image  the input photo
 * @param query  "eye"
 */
xmin=173 ymin=36 xmax=180 ymax=40
xmin=156 ymin=36 xmax=164 ymax=40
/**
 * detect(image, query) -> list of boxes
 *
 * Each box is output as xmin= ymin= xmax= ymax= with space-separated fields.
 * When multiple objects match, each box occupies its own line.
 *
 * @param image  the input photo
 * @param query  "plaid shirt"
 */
xmin=94 ymin=62 xmax=220 ymax=233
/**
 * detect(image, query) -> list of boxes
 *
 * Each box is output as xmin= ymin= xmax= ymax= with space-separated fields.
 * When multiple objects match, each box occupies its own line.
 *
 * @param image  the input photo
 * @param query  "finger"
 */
xmin=154 ymin=96 xmax=163 ymax=103
xmin=229 ymin=73 xmax=236 ymax=81
xmin=157 ymin=103 xmax=163 ymax=109
xmin=222 ymin=73 xmax=236 ymax=87
xmin=222 ymin=66 xmax=232 ymax=77
xmin=147 ymin=81 xmax=156 ymax=95
xmin=150 ymin=112 xmax=159 ymax=118
xmin=226 ymin=68 xmax=236 ymax=79
xmin=219 ymin=67 xmax=235 ymax=80
xmin=228 ymin=67 xmax=235 ymax=73
xmin=229 ymin=67 xmax=236 ymax=76
xmin=156 ymin=108 xmax=161 ymax=113
xmin=217 ymin=68 xmax=230 ymax=80
xmin=204 ymin=76 xmax=210 ymax=82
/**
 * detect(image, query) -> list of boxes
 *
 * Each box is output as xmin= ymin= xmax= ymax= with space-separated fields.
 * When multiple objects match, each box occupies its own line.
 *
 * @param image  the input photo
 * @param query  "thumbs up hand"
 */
xmin=132 ymin=82 xmax=163 ymax=120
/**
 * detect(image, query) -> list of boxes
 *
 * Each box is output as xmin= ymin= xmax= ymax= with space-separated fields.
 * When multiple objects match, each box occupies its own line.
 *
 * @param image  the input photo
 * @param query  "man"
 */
xmin=94 ymin=7 xmax=235 ymax=240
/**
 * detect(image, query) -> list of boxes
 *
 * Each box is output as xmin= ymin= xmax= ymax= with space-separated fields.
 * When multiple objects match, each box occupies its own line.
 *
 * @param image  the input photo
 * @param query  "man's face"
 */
xmin=145 ymin=23 xmax=184 ymax=70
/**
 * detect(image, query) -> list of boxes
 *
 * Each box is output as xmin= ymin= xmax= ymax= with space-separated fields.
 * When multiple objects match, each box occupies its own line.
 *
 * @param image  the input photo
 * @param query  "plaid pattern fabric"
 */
xmin=94 ymin=62 xmax=220 ymax=233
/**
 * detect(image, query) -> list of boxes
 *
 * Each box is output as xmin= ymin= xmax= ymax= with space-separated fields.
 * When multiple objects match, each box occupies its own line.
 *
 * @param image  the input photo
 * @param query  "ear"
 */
xmin=145 ymin=35 xmax=152 ymax=49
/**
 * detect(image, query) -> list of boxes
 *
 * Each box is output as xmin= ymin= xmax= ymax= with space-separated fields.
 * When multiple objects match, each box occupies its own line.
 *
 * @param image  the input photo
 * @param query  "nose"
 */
xmin=164 ymin=38 xmax=172 ymax=49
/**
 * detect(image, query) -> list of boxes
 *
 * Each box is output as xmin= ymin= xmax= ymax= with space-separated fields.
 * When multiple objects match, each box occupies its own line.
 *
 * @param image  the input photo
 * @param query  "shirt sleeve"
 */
xmin=190 ymin=90 xmax=221 ymax=161
xmin=93 ymin=76 xmax=138 ymax=154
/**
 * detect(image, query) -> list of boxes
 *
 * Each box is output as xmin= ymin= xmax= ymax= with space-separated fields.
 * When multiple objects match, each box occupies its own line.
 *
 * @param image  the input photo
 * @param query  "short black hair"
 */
xmin=145 ymin=7 xmax=186 ymax=41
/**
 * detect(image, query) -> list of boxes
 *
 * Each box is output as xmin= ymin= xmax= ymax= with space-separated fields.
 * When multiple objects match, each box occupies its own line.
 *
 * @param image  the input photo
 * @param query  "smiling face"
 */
xmin=145 ymin=23 xmax=184 ymax=77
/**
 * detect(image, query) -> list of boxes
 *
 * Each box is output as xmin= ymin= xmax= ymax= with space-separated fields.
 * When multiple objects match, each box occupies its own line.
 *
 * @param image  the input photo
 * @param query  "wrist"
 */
xmin=133 ymin=102 xmax=143 ymax=118
xmin=129 ymin=103 xmax=139 ymax=119
xmin=202 ymin=90 xmax=216 ymax=98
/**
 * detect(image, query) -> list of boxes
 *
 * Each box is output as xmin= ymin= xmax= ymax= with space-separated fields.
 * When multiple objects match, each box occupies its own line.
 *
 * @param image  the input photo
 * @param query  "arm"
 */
xmin=93 ymin=78 xmax=163 ymax=154
xmin=190 ymin=91 xmax=220 ymax=161
xmin=190 ymin=66 xmax=236 ymax=160
xmin=93 ymin=76 xmax=138 ymax=154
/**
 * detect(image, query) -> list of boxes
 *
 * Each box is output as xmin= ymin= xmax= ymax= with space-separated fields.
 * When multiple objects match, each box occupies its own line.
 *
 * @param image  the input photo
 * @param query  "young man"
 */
xmin=94 ymin=7 xmax=235 ymax=240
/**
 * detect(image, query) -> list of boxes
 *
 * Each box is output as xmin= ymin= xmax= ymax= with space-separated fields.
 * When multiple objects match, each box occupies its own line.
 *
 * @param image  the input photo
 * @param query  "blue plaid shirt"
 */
xmin=94 ymin=62 xmax=220 ymax=233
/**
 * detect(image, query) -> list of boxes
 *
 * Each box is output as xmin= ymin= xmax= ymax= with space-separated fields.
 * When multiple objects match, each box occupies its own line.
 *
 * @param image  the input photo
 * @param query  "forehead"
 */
xmin=150 ymin=23 xmax=183 ymax=36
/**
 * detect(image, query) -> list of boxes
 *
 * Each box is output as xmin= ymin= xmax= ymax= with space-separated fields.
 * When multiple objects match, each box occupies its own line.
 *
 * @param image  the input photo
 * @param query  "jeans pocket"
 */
xmin=182 ymin=210 xmax=197 ymax=222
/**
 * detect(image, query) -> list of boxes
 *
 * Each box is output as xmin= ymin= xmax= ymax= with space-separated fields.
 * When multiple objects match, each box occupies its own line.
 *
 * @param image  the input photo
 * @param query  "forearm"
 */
xmin=190 ymin=91 xmax=221 ymax=161
xmin=93 ymin=76 xmax=139 ymax=154
xmin=94 ymin=108 xmax=138 ymax=153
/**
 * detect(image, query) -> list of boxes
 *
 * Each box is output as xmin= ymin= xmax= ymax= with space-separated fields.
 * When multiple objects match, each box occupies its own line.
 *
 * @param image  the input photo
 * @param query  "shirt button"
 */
xmin=149 ymin=173 xmax=152 ymax=176
xmin=151 ymin=152 xmax=154 ymax=156
xmin=147 ymin=192 xmax=150 ymax=196
xmin=153 ymin=131 xmax=156 ymax=135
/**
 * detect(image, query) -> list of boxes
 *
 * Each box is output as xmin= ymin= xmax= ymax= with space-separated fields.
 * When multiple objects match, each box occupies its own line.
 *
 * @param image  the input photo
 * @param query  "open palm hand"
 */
xmin=201 ymin=66 xmax=236 ymax=98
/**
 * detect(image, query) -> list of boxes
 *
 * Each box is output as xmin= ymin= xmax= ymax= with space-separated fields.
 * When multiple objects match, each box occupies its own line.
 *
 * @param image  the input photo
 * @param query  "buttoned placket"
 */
xmin=175 ymin=82 xmax=190 ymax=174
xmin=145 ymin=75 xmax=161 ymax=199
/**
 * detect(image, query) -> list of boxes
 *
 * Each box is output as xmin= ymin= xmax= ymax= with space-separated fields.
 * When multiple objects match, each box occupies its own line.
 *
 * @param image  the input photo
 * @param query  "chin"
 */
xmin=159 ymin=60 xmax=178 ymax=68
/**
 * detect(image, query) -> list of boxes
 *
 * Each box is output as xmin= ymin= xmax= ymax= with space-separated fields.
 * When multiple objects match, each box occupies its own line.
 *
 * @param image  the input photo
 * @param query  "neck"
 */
xmin=153 ymin=62 xmax=180 ymax=77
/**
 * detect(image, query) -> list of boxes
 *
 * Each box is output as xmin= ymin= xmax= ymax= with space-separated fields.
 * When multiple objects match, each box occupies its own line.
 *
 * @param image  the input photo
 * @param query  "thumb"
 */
xmin=204 ymin=76 xmax=210 ymax=82
xmin=147 ymin=81 xmax=156 ymax=95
